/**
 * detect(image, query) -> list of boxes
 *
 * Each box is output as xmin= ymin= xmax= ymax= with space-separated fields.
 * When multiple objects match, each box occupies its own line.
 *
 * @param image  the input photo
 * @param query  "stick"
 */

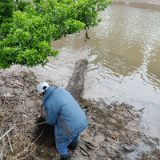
xmin=12 ymin=131 xmax=43 ymax=159
xmin=7 ymin=121 xmax=48 ymax=127
xmin=0 ymin=126 xmax=15 ymax=141
xmin=126 ymin=108 xmax=136 ymax=118
xmin=139 ymin=107 xmax=145 ymax=112
xmin=0 ymin=138 xmax=5 ymax=159
xmin=7 ymin=134 xmax=13 ymax=153
xmin=2 ymin=98 xmax=6 ymax=109
xmin=35 ymin=121 xmax=48 ymax=126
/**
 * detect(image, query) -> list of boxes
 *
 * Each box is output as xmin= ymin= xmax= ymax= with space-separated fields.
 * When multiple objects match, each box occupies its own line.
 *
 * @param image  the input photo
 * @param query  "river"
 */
xmin=2 ymin=0 xmax=160 ymax=150
xmin=50 ymin=1 xmax=160 ymax=141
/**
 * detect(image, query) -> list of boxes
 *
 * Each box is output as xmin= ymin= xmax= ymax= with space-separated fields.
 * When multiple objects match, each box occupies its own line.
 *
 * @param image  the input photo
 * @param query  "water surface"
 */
xmin=51 ymin=2 xmax=160 ymax=140
xmin=85 ymin=2 xmax=160 ymax=139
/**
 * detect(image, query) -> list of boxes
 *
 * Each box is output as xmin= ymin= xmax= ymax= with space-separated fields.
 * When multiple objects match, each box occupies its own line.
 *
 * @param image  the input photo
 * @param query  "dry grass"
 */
xmin=0 ymin=71 xmax=57 ymax=160
xmin=0 ymin=72 xmax=43 ymax=160
xmin=1 ymin=133 xmax=37 ymax=160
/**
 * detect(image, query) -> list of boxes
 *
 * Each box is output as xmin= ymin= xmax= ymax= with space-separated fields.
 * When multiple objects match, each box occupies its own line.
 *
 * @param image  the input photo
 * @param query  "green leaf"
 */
xmin=0 ymin=0 xmax=112 ymax=69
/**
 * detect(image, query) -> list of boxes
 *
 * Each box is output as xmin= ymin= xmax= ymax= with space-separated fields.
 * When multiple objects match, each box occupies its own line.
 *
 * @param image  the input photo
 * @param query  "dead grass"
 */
xmin=2 ymin=133 xmax=36 ymax=160
xmin=0 ymin=72 xmax=42 ymax=160
xmin=0 ymin=71 xmax=58 ymax=160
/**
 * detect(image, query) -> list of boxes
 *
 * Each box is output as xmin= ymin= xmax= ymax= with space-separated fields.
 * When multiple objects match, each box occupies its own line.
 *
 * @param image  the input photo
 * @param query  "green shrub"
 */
xmin=0 ymin=0 xmax=112 ymax=69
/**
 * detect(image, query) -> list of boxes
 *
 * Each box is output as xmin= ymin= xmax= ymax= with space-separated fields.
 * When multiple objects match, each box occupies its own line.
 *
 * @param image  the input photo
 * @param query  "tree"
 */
xmin=0 ymin=0 xmax=112 ymax=69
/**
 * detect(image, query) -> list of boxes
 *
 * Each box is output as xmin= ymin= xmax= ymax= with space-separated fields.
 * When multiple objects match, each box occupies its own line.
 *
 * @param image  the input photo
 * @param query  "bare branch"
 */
xmin=0 ymin=126 xmax=15 ymax=141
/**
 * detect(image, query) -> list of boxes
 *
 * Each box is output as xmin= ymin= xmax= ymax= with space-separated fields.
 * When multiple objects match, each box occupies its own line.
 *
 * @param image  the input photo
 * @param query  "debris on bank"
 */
xmin=137 ymin=149 xmax=160 ymax=160
xmin=0 ymin=71 xmax=40 ymax=159
xmin=0 ymin=71 xmax=160 ymax=160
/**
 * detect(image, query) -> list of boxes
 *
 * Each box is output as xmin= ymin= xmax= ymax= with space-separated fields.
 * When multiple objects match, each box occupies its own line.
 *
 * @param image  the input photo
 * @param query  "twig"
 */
xmin=139 ymin=107 xmax=145 ymax=112
xmin=7 ymin=134 xmax=13 ymax=153
xmin=0 ymin=138 xmax=5 ymax=159
xmin=19 ymin=140 xmax=37 ymax=160
xmin=85 ymin=31 xmax=90 ymax=39
xmin=79 ymin=145 xmax=93 ymax=160
xmin=148 ymin=140 xmax=156 ymax=147
xmin=5 ymin=101 xmax=11 ymax=108
xmin=124 ymin=128 xmax=143 ymax=135
xmin=35 ymin=121 xmax=48 ymax=126
xmin=21 ymin=113 xmax=25 ymax=135
xmin=12 ymin=131 xmax=43 ymax=159
xmin=126 ymin=108 xmax=136 ymax=118
xmin=0 ymin=126 xmax=15 ymax=141
xmin=2 ymin=98 xmax=7 ymax=109
xmin=1 ymin=99 xmax=7 ymax=128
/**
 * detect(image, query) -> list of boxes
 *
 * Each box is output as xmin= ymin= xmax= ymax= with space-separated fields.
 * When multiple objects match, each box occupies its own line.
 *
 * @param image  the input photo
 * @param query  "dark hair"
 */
xmin=41 ymin=86 xmax=47 ymax=95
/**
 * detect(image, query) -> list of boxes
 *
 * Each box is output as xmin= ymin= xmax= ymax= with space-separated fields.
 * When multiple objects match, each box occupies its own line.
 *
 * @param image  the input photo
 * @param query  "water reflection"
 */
xmin=82 ymin=3 xmax=160 ymax=140
xmin=83 ymin=3 xmax=160 ymax=105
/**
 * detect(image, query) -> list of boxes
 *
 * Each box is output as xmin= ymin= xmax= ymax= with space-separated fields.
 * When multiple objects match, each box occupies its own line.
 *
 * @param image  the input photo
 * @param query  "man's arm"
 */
xmin=45 ymin=105 xmax=59 ymax=125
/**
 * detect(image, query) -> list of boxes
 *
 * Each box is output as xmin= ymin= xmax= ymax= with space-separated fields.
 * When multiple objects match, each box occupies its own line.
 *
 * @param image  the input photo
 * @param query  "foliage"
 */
xmin=0 ymin=0 xmax=112 ymax=69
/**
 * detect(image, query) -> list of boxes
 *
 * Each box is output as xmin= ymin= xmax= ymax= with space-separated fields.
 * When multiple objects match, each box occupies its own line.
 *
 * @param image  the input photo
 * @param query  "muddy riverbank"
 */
xmin=0 ymin=70 xmax=160 ymax=160
xmin=1 ymin=0 xmax=160 ymax=159
xmin=2 ymin=0 xmax=160 ymax=141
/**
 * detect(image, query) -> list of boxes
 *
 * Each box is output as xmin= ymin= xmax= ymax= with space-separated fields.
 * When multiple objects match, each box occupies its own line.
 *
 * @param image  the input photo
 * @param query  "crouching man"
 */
xmin=37 ymin=82 xmax=89 ymax=160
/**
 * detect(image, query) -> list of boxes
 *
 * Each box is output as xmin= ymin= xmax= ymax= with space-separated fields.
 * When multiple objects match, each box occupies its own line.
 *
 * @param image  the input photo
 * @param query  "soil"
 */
xmin=0 ymin=70 xmax=160 ymax=160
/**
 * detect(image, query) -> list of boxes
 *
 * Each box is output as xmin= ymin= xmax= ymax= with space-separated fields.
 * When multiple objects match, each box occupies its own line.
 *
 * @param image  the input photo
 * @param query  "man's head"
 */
xmin=37 ymin=82 xmax=49 ymax=97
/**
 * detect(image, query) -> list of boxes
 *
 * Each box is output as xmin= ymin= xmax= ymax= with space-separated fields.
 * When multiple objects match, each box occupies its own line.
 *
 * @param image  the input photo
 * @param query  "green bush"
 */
xmin=0 ymin=0 xmax=112 ymax=69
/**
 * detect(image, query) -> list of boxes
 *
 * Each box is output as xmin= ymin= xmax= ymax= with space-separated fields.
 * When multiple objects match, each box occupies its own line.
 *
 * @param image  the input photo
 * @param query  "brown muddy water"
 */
xmin=2 ymin=1 xmax=160 ymax=154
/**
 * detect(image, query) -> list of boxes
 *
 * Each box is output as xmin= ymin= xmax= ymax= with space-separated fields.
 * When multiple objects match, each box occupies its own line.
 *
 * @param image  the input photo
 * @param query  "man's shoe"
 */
xmin=60 ymin=152 xmax=71 ymax=160
xmin=67 ymin=141 xmax=77 ymax=150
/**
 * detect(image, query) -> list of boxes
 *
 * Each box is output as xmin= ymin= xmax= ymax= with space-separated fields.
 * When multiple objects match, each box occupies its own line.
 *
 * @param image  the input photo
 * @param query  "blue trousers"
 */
xmin=56 ymin=134 xmax=79 ymax=155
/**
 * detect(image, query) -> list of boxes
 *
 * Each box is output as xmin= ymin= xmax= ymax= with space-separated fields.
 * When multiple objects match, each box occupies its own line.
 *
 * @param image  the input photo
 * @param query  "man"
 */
xmin=37 ymin=82 xmax=89 ymax=160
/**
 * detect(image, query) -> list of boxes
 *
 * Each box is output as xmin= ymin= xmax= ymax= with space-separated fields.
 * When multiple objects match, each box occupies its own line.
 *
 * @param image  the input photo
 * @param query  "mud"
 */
xmin=137 ymin=149 xmax=160 ymax=160
xmin=0 ymin=69 xmax=160 ymax=160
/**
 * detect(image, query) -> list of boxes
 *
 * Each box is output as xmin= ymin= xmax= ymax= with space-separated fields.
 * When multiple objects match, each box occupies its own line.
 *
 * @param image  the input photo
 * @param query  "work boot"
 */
xmin=60 ymin=152 xmax=71 ymax=160
xmin=67 ymin=141 xmax=77 ymax=150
